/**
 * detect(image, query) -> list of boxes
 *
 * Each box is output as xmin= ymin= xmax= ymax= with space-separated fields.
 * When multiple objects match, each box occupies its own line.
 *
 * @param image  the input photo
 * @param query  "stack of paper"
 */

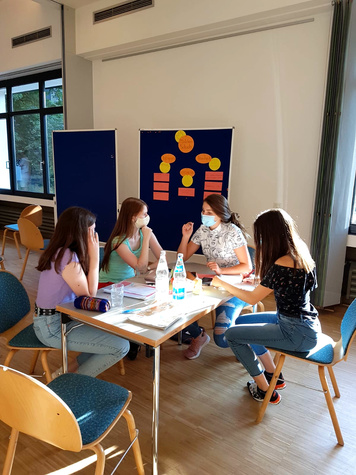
xmin=123 ymin=283 xmax=156 ymax=300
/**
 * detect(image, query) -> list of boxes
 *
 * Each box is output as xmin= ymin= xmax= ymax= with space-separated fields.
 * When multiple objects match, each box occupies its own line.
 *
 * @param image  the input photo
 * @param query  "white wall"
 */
xmin=92 ymin=10 xmax=331 ymax=244
xmin=75 ymin=0 xmax=330 ymax=60
xmin=0 ymin=0 xmax=62 ymax=75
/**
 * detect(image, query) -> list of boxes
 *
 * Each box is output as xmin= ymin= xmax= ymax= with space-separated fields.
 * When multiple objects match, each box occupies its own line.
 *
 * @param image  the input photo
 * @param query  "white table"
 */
xmin=56 ymin=280 xmax=229 ymax=474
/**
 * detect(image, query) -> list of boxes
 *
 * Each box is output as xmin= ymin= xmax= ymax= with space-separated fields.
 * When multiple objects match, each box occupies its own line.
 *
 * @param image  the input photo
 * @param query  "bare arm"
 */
xmin=62 ymin=229 xmax=99 ymax=297
xmin=211 ymin=275 xmax=273 ymax=305
xmin=207 ymin=244 xmax=252 ymax=275
xmin=177 ymin=222 xmax=200 ymax=261
xmin=144 ymin=232 xmax=163 ymax=270
xmin=116 ymin=227 xmax=152 ymax=274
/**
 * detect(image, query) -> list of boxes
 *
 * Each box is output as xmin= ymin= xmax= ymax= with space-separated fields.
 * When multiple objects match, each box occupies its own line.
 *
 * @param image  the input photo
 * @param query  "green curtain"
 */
xmin=311 ymin=0 xmax=352 ymax=306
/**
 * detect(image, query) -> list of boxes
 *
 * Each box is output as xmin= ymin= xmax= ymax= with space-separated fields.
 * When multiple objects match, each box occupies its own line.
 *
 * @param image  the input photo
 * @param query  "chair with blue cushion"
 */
xmin=0 ymin=270 xmax=57 ymax=383
xmin=1 ymin=204 xmax=43 ymax=259
xmin=0 ymin=367 xmax=144 ymax=474
xmin=256 ymin=299 xmax=356 ymax=446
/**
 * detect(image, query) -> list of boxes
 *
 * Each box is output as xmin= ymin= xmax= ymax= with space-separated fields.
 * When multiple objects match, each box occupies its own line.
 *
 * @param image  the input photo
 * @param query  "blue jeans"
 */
xmin=33 ymin=313 xmax=129 ymax=377
xmin=185 ymin=297 xmax=250 ymax=348
xmin=214 ymin=297 xmax=249 ymax=348
xmin=225 ymin=311 xmax=321 ymax=377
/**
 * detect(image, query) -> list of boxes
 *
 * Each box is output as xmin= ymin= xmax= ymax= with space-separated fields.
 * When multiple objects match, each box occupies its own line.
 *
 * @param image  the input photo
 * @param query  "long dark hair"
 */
xmin=37 ymin=207 xmax=96 ymax=274
xmin=101 ymin=197 xmax=147 ymax=272
xmin=254 ymin=208 xmax=315 ymax=279
xmin=203 ymin=194 xmax=248 ymax=240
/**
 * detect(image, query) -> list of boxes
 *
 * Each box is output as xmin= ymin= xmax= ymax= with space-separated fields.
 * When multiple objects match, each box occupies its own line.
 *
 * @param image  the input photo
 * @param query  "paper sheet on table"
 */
xmin=126 ymin=302 xmax=183 ymax=330
xmin=104 ymin=282 xmax=156 ymax=300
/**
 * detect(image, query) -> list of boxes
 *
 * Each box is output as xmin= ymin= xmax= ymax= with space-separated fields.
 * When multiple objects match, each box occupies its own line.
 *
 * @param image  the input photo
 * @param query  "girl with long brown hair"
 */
xmin=99 ymin=197 xmax=162 ymax=286
xmin=34 ymin=207 xmax=129 ymax=377
xmin=212 ymin=208 xmax=321 ymax=404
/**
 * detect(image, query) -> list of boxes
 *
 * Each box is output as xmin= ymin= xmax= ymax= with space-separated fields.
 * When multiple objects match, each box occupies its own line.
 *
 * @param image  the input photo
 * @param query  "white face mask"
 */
xmin=135 ymin=215 xmax=150 ymax=229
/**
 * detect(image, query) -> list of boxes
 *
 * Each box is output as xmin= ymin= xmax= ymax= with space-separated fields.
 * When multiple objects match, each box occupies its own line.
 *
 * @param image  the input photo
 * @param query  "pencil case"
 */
xmin=74 ymin=296 xmax=111 ymax=312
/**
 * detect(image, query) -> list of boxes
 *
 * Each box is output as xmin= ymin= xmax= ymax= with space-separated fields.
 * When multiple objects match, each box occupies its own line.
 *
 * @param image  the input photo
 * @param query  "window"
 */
xmin=0 ymin=69 xmax=63 ymax=198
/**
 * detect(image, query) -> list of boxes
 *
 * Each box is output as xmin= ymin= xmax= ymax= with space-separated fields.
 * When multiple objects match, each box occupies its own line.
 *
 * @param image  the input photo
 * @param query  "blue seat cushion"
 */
xmin=269 ymin=333 xmax=335 ymax=365
xmin=48 ymin=373 xmax=129 ymax=445
xmin=5 ymin=224 xmax=18 ymax=232
xmin=8 ymin=324 xmax=49 ymax=349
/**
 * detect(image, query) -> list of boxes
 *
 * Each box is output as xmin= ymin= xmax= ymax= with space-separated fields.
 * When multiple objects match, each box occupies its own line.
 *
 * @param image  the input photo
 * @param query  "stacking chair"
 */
xmin=0 ymin=270 xmax=56 ymax=383
xmin=1 ymin=204 xmax=43 ymax=259
xmin=0 ymin=366 xmax=145 ymax=475
xmin=256 ymin=298 xmax=356 ymax=446
xmin=17 ymin=216 xmax=49 ymax=281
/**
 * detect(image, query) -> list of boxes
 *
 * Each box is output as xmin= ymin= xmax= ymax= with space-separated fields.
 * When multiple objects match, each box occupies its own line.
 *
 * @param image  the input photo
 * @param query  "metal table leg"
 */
xmin=60 ymin=313 xmax=69 ymax=373
xmin=152 ymin=346 xmax=160 ymax=475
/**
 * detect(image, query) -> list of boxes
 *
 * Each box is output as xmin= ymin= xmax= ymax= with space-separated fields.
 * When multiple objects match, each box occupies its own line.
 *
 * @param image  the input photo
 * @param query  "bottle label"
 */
xmin=173 ymin=287 xmax=185 ymax=300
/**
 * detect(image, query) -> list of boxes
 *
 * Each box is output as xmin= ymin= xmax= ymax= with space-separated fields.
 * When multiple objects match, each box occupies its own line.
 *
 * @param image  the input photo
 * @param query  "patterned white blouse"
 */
xmin=191 ymin=222 xmax=246 ymax=268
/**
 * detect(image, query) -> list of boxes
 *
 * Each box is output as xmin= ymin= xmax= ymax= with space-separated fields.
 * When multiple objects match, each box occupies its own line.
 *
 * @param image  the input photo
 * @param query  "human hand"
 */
xmin=211 ymin=276 xmax=223 ymax=288
xmin=182 ymin=222 xmax=194 ymax=238
xmin=141 ymin=226 xmax=153 ymax=239
xmin=88 ymin=227 xmax=99 ymax=266
xmin=207 ymin=261 xmax=222 ymax=275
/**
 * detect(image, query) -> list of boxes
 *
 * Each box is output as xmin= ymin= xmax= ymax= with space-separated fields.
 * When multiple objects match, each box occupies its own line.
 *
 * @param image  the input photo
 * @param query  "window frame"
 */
xmin=349 ymin=175 xmax=356 ymax=235
xmin=0 ymin=69 xmax=63 ymax=199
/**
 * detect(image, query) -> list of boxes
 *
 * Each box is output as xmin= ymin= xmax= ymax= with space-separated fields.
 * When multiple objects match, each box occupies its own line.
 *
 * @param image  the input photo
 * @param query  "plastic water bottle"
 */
xmin=172 ymin=253 xmax=186 ymax=302
xmin=155 ymin=251 xmax=170 ymax=302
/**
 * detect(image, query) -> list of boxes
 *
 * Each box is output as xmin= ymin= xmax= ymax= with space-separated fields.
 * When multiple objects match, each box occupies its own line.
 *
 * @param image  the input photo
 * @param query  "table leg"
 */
xmin=60 ymin=313 xmax=68 ymax=373
xmin=152 ymin=345 xmax=160 ymax=475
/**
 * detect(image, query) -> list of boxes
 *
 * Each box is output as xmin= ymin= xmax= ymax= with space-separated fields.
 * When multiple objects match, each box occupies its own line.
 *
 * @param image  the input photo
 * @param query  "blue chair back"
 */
xmin=340 ymin=298 xmax=356 ymax=355
xmin=0 ymin=271 xmax=31 ymax=333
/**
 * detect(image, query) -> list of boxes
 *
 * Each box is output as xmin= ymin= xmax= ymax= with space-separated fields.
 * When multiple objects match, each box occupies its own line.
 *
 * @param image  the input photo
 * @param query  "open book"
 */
xmin=126 ymin=302 xmax=182 ymax=330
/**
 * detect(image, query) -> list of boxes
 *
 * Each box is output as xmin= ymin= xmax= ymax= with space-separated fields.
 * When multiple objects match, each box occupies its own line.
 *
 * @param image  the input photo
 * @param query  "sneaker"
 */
xmin=247 ymin=381 xmax=281 ymax=405
xmin=183 ymin=330 xmax=211 ymax=359
xmin=264 ymin=370 xmax=286 ymax=390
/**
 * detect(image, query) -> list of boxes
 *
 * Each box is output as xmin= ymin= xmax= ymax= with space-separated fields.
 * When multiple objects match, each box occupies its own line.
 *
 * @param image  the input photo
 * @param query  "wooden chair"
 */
xmin=256 ymin=298 xmax=356 ymax=446
xmin=0 ymin=256 xmax=5 ymax=270
xmin=17 ymin=217 xmax=49 ymax=281
xmin=1 ymin=204 xmax=43 ymax=259
xmin=0 ymin=366 xmax=145 ymax=475
xmin=0 ymin=270 xmax=57 ymax=383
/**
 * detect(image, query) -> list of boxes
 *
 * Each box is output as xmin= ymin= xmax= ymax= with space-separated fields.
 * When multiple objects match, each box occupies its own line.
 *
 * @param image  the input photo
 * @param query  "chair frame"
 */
xmin=256 ymin=325 xmax=356 ymax=446
xmin=0 ymin=366 xmax=144 ymax=475
xmin=1 ymin=205 xmax=43 ymax=260
xmin=17 ymin=217 xmax=45 ymax=281
xmin=0 ymin=270 xmax=56 ymax=383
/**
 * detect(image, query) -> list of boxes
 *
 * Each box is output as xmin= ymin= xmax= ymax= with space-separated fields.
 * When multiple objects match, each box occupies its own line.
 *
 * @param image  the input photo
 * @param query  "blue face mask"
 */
xmin=201 ymin=214 xmax=216 ymax=227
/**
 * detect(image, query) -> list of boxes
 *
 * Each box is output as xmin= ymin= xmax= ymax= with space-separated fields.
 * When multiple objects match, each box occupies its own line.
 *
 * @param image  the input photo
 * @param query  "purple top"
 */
xmin=36 ymin=248 xmax=79 ymax=309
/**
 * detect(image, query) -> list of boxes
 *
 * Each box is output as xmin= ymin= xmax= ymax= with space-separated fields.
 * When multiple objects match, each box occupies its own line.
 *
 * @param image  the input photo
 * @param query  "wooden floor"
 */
xmin=1 ymin=234 xmax=356 ymax=475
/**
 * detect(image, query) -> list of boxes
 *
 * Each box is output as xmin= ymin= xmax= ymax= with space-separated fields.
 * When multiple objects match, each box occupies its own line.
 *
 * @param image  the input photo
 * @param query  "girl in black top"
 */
xmin=211 ymin=208 xmax=321 ymax=404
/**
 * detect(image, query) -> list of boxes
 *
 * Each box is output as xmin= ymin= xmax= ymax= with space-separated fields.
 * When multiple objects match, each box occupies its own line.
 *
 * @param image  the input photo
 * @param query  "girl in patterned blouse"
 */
xmin=211 ymin=208 xmax=321 ymax=405
xmin=178 ymin=194 xmax=253 ymax=359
